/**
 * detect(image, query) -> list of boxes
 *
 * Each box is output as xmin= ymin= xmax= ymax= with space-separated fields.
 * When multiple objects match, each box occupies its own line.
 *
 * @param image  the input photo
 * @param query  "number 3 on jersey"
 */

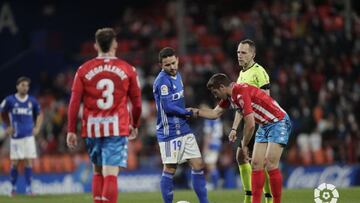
xmin=96 ymin=79 xmax=114 ymax=109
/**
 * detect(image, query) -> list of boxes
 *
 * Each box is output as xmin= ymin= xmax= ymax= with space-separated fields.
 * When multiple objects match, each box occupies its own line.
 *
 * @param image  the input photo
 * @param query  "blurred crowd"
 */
xmin=0 ymin=0 xmax=359 ymax=172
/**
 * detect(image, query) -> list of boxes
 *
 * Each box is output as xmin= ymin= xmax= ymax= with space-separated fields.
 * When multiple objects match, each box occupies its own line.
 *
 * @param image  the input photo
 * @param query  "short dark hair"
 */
xmin=158 ymin=47 xmax=176 ymax=63
xmin=16 ymin=76 xmax=31 ymax=85
xmin=240 ymin=39 xmax=256 ymax=52
xmin=206 ymin=73 xmax=232 ymax=89
xmin=95 ymin=28 xmax=116 ymax=53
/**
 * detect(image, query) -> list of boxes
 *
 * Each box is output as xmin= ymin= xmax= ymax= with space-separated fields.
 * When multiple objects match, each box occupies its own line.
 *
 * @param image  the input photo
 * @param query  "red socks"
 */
xmin=92 ymin=174 xmax=104 ymax=203
xmin=251 ymin=170 xmax=265 ymax=203
xmin=102 ymin=175 xmax=118 ymax=203
xmin=268 ymin=168 xmax=283 ymax=203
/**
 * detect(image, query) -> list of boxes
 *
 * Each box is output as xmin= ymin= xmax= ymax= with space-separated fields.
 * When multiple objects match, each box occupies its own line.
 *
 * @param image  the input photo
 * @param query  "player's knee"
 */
xmin=236 ymin=152 xmax=247 ymax=164
xmin=251 ymin=159 xmax=263 ymax=170
xmin=192 ymin=162 xmax=205 ymax=171
xmin=163 ymin=164 xmax=177 ymax=174
xmin=190 ymin=159 xmax=205 ymax=170
xmin=264 ymin=157 xmax=278 ymax=170
xmin=236 ymin=148 xmax=247 ymax=164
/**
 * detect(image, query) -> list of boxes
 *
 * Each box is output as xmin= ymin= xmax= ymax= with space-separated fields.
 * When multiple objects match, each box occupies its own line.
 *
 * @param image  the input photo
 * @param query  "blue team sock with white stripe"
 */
xmin=25 ymin=167 xmax=32 ymax=194
xmin=160 ymin=171 xmax=174 ymax=203
xmin=10 ymin=166 xmax=18 ymax=192
xmin=192 ymin=169 xmax=209 ymax=203
xmin=210 ymin=168 xmax=220 ymax=189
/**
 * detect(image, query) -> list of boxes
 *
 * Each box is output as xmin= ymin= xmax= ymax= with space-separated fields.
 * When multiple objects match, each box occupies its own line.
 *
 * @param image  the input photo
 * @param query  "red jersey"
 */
xmin=67 ymin=56 xmax=142 ymax=138
xmin=219 ymin=83 xmax=285 ymax=125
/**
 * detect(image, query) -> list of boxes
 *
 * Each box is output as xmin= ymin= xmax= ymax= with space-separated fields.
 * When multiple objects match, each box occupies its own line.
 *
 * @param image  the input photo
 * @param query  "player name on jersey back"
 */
xmin=85 ymin=64 xmax=128 ymax=81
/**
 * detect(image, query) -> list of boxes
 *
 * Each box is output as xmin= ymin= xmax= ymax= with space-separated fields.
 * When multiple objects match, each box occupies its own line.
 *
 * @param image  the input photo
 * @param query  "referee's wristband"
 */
xmin=231 ymin=128 xmax=237 ymax=132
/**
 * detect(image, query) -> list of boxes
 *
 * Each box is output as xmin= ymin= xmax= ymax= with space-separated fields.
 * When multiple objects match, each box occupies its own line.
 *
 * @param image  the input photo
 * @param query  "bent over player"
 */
xmin=192 ymin=73 xmax=292 ymax=203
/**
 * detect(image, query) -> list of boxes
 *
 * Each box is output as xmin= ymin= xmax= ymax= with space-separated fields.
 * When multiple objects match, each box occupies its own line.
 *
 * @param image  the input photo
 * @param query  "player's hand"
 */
xmin=5 ymin=127 xmax=13 ymax=136
xmin=228 ymin=129 xmax=237 ymax=142
xmin=33 ymin=127 xmax=40 ymax=136
xmin=66 ymin=132 xmax=78 ymax=150
xmin=128 ymin=125 xmax=138 ymax=140
xmin=186 ymin=107 xmax=199 ymax=118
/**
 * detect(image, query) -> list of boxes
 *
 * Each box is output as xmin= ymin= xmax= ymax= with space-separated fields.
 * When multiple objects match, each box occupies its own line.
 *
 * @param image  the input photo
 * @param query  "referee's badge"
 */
xmin=161 ymin=85 xmax=169 ymax=95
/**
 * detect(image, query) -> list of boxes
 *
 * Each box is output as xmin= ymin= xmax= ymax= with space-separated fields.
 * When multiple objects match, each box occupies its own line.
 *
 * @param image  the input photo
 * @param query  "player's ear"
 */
xmin=94 ymin=43 xmax=99 ymax=52
xmin=113 ymin=39 xmax=118 ymax=49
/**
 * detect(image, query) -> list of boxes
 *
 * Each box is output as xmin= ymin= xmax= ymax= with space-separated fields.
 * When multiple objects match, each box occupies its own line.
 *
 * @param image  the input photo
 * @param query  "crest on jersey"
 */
xmin=28 ymin=102 xmax=32 ymax=108
xmin=161 ymin=85 xmax=169 ymax=95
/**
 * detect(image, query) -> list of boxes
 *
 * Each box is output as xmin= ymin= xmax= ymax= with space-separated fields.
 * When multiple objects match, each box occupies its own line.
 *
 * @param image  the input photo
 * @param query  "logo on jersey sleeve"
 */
xmin=161 ymin=85 xmax=169 ymax=95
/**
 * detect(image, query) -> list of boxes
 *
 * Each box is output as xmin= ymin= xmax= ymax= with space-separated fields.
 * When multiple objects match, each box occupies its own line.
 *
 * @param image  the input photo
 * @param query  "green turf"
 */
xmin=1 ymin=188 xmax=359 ymax=203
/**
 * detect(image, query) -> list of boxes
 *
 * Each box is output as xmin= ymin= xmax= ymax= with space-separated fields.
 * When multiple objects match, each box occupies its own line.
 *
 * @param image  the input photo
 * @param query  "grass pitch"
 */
xmin=1 ymin=188 xmax=359 ymax=203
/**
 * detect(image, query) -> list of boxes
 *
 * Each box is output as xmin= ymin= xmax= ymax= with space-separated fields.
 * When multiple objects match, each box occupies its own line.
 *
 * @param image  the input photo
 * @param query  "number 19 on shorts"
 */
xmin=173 ymin=140 xmax=182 ymax=150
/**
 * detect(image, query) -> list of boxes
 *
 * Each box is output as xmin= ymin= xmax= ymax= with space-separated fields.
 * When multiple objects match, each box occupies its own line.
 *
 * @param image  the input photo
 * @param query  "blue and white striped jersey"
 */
xmin=0 ymin=94 xmax=40 ymax=139
xmin=203 ymin=118 xmax=223 ymax=151
xmin=153 ymin=71 xmax=192 ymax=142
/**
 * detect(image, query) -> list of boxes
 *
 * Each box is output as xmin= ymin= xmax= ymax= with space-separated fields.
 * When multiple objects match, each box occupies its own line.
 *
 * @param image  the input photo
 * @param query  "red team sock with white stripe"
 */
xmin=92 ymin=174 xmax=103 ymax=203
xmin=102 ymin=175 xmax=118 ymax=203
xmin=268 ymin=168 xmax=283 ymax=203
xmin=251 ymin=170 xmax=265 ymax=203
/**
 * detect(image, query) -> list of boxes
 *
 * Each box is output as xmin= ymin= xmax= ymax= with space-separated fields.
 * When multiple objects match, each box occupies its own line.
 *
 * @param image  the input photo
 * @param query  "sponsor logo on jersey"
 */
xmin=12 ymin=107 xmax=32 ymax=115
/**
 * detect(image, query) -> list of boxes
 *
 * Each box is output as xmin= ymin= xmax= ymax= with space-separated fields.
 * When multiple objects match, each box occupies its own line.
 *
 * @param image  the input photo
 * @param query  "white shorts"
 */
xmin=159 ymin=133 xmax=202 ymax=164
xmin=10 ymin=136 xmax=37 ymax=160
xmin=204 ymin=150 xmax=219 ymax=164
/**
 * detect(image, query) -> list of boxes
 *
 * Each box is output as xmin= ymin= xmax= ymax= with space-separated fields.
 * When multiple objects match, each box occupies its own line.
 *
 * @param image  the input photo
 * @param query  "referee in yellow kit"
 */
xmin=229 ymin=39 xmax=272 ymax=203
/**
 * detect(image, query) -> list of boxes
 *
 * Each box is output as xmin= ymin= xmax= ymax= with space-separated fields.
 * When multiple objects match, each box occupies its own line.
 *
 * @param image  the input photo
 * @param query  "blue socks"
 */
xmin=192 ymin=169 xmax=209 ymax=203
xmin=25 ymin=167 xmax=32 ymax=193
xmin=210 ymin=169 xmax=220 ymax=189
xmin=10 ymin=166 xmax=18 ymax=192
xmin=160 ymin=171 xmax=174 ymax=203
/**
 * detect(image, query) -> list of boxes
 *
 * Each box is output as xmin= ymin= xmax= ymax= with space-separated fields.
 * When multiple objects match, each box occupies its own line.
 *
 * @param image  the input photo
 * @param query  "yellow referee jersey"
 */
xmin=236 ymin=62 xmax=270 ymax=89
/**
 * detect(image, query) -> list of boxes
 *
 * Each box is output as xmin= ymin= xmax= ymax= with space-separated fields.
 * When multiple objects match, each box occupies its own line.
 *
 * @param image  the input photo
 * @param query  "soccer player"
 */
xmin=201 ymin=104 xmax=223 ymax=190
xmin=232 ymin=39 xmax=273 ymax=203
xmin=153 ymin=47 xmax=209 ymax=203
xmin=192 ymin=73 xmax=292 ymax=203
xmin=67 ymin=28 xmax=142 ymax=203
xmin=0 ymin=76 xmax=43 ymax=196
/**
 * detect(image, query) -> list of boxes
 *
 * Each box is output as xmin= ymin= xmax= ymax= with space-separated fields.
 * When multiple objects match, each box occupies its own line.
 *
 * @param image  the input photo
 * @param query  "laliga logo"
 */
xmin=314 ymin=183 xmax=339 ymax=203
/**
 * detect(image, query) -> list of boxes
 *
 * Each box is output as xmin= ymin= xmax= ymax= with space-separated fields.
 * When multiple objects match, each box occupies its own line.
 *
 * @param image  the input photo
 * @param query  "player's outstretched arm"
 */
xmin=161 ymin=97 xmax=193 ymax=117
xmin=197 ymin=105 xmax=225 ymax=120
